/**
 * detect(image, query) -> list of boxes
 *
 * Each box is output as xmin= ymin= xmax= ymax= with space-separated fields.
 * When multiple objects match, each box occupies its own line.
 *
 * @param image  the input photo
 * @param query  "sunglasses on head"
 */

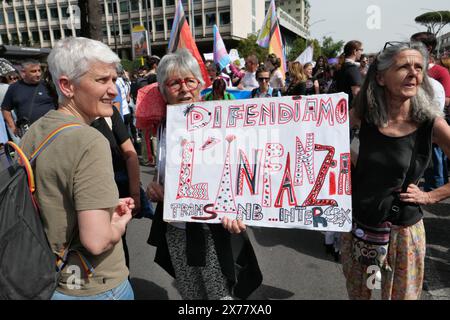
xmin=382 ymin=41 xmax=412 ymax=51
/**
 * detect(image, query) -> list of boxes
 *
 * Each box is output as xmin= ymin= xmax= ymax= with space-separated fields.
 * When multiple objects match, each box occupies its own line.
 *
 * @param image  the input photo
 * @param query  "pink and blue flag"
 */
xmin=213 ymin=25 xmax=231 ymax=71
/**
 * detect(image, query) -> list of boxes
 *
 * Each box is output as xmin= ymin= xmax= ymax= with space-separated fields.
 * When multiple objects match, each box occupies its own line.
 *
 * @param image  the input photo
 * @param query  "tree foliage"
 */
xmin=237 ymin=34 xmax=269 ymax=63
xmin=321 ymin=36 xmax=344 ymax=59
xmin=414 ymin=11 xmax=450 ymax=35
xmin=287 ymin=38 xmax=307 ymax=61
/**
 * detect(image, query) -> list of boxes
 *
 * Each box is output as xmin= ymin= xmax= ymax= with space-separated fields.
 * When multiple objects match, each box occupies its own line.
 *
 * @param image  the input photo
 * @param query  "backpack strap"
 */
xmin=29 ymin=123 xmax=83 ymax=164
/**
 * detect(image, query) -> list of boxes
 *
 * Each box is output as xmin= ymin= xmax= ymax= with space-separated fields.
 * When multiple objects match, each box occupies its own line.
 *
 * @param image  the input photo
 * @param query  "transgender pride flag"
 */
xmin=213 ymin=24 xmax=231 ymax=71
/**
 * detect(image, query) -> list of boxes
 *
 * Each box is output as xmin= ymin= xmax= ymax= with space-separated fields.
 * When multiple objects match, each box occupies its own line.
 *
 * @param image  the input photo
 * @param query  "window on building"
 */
xmin=42 ymin=30 xmax=51 ymax=41
xmin=60 ymin=7 xmax=69 ymax=18
xmin=120 ymin=1 xmax=128 ymax=12
xmin=252 ymin=0 xmax=256 ymax=16
xmin=7 ymin=11 xmax=15 ymax=24
xmin=32 ymin=31 xmax=40 ymax=42
xmin=107 ymin=2 xmax=118 ymax=13
xmin=0 ymin=12 xmax=4 ymax=24
xmin=64 ymin=29 xmax=73 ymax=37
xmin=131 ymin=19 xmax=141 ymax=28
xmin=18 ymin=11 xmax=26 ymax=22
xmin=155 ymin=20 xmax=164 ymax=32
xmin=50 ymin=8 xmax=59 ymax=19
xmin=21 ymin=32 xmax=29 ymax=44
xmin=166 ymin=0 xmax=175 ymax=6
xmin=205 ymin=13 xmax=216 ymax=26
xmin=130 ymin=0 xmax=140 ymax=11
xmin=122 ymin=23 xmax=130 ymax=35
xmin=39 ymin=9 xmax=48 ymax=20
xmin=102 ymin=27 xmax=108 ymax=37
xmin=220 ymin=12 xmax=230 ymax=26
xmin=296 ymin=0 xmax=301 ymax=3
xmin=194 ymin=15 xmax=202 ymax=28
xmin=154 ymin=0 xmax=163 ymax=7
xmin=296 ymin=8 xmax=300 ymax=12
xmin=28 ymin=10 xmax=37 ymax=20
xmin=167 ymin=18 xmax=174 ymax=29
xmin=53 ymin=29 xmax=62 ymax=40
xmin=1 ymin=34 xmax=9 ymax=44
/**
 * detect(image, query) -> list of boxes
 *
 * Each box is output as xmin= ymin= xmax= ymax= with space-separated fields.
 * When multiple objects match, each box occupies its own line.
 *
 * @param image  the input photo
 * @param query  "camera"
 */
xmin=16 ymin=118 xmax=30 ymax=138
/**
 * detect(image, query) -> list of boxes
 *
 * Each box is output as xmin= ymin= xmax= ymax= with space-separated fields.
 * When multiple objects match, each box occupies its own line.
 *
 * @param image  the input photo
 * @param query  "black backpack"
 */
xmin=0 ymin=124 xmax=81 ymax=299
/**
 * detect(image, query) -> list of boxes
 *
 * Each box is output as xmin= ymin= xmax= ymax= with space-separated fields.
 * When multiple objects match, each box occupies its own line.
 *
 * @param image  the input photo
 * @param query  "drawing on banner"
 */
xmin=164 ymin=93 xmax=352 ymax=231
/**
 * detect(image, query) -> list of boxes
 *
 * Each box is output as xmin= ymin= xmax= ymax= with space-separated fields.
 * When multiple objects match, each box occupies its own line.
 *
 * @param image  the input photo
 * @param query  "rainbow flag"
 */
xmin=213 ymin=25 xmax=231 ymax=71
xmin=168 ymin=0 xmax=211 ymax=87
xmin=256 ymin=0 xmax=286 ymax=80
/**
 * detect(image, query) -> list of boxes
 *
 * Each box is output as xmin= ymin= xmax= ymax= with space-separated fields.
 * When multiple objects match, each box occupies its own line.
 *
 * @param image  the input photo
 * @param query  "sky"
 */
xmin=308 ymin=0 xmax=450 ymax=54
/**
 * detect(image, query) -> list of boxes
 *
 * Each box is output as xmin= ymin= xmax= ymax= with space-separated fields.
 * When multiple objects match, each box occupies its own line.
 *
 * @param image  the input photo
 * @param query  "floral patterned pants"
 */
xmin=341 ymin=219 xmax=426 ymax=300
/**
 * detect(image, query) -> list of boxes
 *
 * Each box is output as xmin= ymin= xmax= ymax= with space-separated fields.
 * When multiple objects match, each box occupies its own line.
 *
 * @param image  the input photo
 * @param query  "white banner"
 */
xmin=164 ymin=93 xmax=352 ymax=231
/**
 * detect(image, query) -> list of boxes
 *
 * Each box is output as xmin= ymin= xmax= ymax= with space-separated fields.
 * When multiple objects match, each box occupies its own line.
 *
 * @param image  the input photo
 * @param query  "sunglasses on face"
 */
xmin=8 ymin=76 xmax=18 ymax=81
xmin=258 ymin=77 xmax=270 ymax=82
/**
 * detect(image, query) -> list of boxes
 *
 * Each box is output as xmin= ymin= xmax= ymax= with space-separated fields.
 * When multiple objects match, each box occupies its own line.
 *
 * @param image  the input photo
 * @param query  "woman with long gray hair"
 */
xmin=341 ymin=41 xmax=450 ymax=300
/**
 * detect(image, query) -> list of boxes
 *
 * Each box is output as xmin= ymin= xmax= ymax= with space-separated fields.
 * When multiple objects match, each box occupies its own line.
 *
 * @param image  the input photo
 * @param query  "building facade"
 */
xmin=0 ymin=0 xmax=309 ymax=59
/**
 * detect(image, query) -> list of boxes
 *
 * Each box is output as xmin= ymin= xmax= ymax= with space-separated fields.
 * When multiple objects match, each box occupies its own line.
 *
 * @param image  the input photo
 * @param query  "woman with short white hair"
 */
xmin=20 ymin=37 xmax=135 ymax=300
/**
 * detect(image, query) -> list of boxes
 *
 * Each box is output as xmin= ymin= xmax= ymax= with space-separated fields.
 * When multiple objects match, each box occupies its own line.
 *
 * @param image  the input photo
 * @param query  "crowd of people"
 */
xmin=0 ymin=30 xmax=450 ymax=300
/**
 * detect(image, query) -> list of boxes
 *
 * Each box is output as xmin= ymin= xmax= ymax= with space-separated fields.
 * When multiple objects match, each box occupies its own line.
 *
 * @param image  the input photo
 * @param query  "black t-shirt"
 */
xmin=0 ymin=80 xmax=56 ymax=124
xmin=91 ymin=107 xmax=130 ymax=174
xmin=284 ymin=81 xmax=306 ymax=96
xmin=335 ymin=62 xmax=362 ymax=105
xmin=305 ymin=77 xmax=317 ymax=95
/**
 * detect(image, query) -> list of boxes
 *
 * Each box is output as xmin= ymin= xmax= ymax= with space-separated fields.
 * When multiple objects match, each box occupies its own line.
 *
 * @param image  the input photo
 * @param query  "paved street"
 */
xmin=126 ymin=165 xmax=449 ymax=300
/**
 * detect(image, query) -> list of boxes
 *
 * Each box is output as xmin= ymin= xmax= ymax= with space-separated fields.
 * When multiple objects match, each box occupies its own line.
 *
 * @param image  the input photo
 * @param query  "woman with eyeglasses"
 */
xmin=146 ymin=49 xmax=262 ymax=300
xmin=341 ymin=41 xmax=450 ymax=300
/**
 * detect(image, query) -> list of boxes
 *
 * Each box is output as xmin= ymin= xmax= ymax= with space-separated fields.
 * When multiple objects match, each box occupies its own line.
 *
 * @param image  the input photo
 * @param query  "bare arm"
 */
xmin=314 ymin=80 xmax=320 ymax=94
xmin=78 ymin=198 xmax=134 ymax=255
xmin=120 ymin=138 xmax=141 ymax=214
xmin=400 ymin=117 xmax=450 ymax=205
xmin=351 ymin=85 xmax=360 ymax=98
xmin=2 ymin=109 xmax=17 ymax=135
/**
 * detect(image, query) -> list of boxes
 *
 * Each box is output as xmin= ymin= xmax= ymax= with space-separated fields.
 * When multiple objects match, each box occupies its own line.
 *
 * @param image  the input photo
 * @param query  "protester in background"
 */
xmin=335 ymin=40 xmax=364 ymax=105
xmin=266 ymin=53 xmax=285 ymax=91
xmin=303 ymin=62 xmax=320 ymax=95
xmin=284 ymin=61 xmax=306 ymax=96
xmin=231 ymin=54 xmax=259 ymax=90
xmin=203 ymin=77 xmax=235 ymax=101
xmin=341 ymin=41 xmax=450 ymax=300
xmin=313 ymin=55 xmax=332 ymax=93
xmin=411 ymin=32 xmax=450 ymax=191
xmin=205 ymin=60 xmax=219 ymax=84
xmin=20 ymin=36 xmax=134 ymax=300
xmin=146 ymin=49 xmax=262 ymax=300
xmin=359 ymin=54 xmax=369 ymax=80
xmin=1 ymin=59 xmax=56 ymax=139
xmin=251 ymin=65 xmax=282 ymax=98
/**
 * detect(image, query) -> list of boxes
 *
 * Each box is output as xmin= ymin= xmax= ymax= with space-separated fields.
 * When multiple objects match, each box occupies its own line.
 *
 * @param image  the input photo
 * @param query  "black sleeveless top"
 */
xmin=352 ymin=119 xmax=434 ymax=226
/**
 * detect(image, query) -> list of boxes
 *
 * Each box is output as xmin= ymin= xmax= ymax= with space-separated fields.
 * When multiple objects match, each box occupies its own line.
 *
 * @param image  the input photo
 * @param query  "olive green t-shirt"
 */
xmin=20 ymin=110 xmax=128 ymax=296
